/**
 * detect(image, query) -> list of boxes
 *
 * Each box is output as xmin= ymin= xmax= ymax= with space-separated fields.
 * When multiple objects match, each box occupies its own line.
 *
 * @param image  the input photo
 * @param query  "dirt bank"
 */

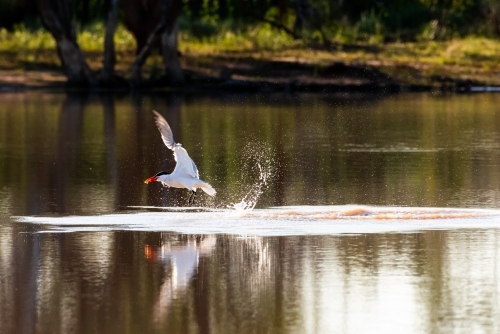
xmin=0 ymin=50 xmax=493 ymax=93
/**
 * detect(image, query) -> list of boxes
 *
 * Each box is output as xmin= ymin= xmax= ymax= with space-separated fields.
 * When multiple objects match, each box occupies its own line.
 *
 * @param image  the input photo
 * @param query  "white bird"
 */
xmin=144 ymin=110 xmax=216 ymax=204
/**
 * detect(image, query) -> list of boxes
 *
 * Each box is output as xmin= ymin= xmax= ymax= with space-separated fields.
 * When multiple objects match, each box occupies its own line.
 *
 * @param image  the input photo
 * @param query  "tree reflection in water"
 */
xmin=3 ymin=91 xmax=500 ymax=215
xmin=1 ymin=92 xmax=500 ymax=333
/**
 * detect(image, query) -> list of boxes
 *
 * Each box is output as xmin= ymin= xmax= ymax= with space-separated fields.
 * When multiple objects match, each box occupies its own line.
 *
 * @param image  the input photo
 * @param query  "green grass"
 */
xmin=0 ymin=22 xmax=136 ymax=52
xmin=1 ymin=22 xmax=500 ymax=85
xmin=179 ymin=24 xmax=302 ymax=52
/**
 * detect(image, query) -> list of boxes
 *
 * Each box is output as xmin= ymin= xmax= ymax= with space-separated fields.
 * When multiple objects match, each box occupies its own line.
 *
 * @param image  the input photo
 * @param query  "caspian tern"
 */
xmin=144 ymin=110 xmax=216 ymax=204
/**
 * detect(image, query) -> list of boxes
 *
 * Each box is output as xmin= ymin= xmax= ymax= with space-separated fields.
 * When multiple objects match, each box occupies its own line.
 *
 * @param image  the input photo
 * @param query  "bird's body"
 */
xmin=156 ymin=172 xmax=216 ymax=196
xmin=144 ymin=111 xmax=216 ymax=203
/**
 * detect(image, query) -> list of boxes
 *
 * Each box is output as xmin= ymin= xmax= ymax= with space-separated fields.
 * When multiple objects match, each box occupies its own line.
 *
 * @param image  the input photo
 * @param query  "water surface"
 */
xmin=2 ymin=92 xmax=500 ymax=333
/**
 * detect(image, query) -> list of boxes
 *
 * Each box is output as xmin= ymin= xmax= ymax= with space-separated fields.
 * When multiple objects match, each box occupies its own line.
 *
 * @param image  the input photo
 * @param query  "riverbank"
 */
xmin=1 ymin=33 xmax=500 ymax=92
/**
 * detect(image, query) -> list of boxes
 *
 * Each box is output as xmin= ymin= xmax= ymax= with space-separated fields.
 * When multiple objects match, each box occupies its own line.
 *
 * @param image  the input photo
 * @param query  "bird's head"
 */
xmin=144 ymin=171 xmax=168 ymax=184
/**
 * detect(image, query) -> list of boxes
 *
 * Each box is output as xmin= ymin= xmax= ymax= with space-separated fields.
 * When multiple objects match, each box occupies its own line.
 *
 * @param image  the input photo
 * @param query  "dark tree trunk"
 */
xmin=293 ymin=0 xmax=308 ymax=33
xmin=101 ymin=0 xmax=120 ymax=85
xmin=276 ymin=0 xmax=287 ymax=22
xmin=81 ymin=0 xmax=89 ymax=25
xmin=161 ymin=0 xmax=184 ymax=84
xmin=35 ymin=0 xmax=96 ymax=86
xmin=293 ymin=0 xmax=330 ymax=47
xmin=121 ymin=0 xmax=161 ymax=54
xmin=161 ymin=21 xmax=184 ymax=84
xmin=130 ymin=6 xmax=168 ymax=85
xmin=122 ymin=0 xmax=183 ymax=86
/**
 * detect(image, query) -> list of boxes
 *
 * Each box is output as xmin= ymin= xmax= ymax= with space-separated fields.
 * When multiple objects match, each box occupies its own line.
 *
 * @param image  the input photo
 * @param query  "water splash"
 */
xmin=232 ymin=200 xmax=253 ymax=212
xmin=229 ymin=141 xmax=276 ymax=212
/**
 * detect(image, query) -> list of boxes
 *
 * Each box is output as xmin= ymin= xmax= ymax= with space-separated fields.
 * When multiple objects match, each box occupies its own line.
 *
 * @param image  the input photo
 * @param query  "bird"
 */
xmin=144 ymin=110 xmax=216 ymax=205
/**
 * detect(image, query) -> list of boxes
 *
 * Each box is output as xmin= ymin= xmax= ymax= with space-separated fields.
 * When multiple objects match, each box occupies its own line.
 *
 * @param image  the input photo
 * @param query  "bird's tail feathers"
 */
xmin=200 ymin=182 xmax=216 ymax=196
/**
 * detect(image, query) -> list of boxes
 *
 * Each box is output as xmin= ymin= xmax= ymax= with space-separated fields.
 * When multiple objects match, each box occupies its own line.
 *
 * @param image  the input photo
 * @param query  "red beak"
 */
xmin=144 ymin=245 xmax=157 ymax=260
xmin=144 ymin=176 xmax=158 ymax=184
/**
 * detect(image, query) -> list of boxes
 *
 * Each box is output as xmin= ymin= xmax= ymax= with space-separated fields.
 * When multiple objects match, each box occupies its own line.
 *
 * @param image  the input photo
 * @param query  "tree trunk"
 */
xmin=293 ymin=0 xmax=308 ymax=33
xmin=101 ymin=0 xmax=120 ymax=85
xmin=121 ymin=0 xmax=162 ymax=55
xmin=130 ymin=0 xmax=170 ymax=86
xmin=130 ymin=20 xmax=166 ymax=85
xmin=293 ymin=0 xmax=330 ymax=47
xmin=161 ymin=22 xmax=184 ymax=84
xmin=35 ymin=0 xmax=96 ymax=86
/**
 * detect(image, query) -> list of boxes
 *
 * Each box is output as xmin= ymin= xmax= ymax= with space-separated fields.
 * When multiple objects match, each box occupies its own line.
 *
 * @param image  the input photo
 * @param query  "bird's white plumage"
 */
xmin=153 ymin=110 xmax=199 ymax=179
xmin=151 ymin=110 xmax=215 ymax=197
xmin=172 ymin=146 xmax=199 ymax=179
xmin=153 ymin=110 xmax=176 ymax=150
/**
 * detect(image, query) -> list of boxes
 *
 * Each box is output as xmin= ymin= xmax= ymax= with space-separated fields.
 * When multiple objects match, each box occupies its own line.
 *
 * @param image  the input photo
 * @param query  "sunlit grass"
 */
xmin=179 ymin=24 xmax=302 ymax=53
xmin=77 ymin=23 xmax=136 ymax=51
xmin=0 ymin=25 xmax=55 ymax=51
xmin=1 ymin=22 xmax=500 ymax=85
xmin=0 ymin=23 xmax=136 ymax=53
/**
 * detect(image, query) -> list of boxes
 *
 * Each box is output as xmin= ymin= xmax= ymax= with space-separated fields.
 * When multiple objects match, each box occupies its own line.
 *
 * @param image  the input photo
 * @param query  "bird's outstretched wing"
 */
xmin=172 ymin=146 xmax=200 ymax=179
xmin=153 ymin=110 xmax=175 ymax=150
xmin=152 ymin=110 xmax=200 ymax=179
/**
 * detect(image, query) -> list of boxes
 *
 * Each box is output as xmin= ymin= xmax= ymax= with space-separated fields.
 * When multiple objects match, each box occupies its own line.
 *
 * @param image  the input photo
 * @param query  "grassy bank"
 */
xmin=1 ymin=23 xmax=500 ymax=88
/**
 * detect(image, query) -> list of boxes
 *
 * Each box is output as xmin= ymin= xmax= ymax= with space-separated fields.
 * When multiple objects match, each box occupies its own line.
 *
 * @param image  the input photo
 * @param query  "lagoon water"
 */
xmin=2 ymin=92 xmax=500 ymax=333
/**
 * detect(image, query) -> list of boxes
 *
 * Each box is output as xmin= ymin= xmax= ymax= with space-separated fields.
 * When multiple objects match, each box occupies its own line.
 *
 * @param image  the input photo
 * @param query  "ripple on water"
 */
xmin=14 ymin=205 xmax=500 ymax=236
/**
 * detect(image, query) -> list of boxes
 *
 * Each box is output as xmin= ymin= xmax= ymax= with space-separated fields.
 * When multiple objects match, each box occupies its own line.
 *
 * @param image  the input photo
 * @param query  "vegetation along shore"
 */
xmin=1 ymin=0 xmax=500 ymax=92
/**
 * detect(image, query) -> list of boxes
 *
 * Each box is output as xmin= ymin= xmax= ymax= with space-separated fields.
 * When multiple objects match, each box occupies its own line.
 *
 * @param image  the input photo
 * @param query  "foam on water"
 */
xmin=14 ymin=205 xmax=500 ymax=236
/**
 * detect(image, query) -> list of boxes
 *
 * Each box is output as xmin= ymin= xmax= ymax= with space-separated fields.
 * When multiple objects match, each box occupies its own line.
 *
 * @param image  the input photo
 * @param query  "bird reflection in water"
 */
xmin=144 ymin=236 xmax=216 ymax=325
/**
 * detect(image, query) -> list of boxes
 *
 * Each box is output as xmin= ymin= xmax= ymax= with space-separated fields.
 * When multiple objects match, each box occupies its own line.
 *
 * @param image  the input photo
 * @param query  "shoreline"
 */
xmin=0 ymin=52 xmax=498 ymax=94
